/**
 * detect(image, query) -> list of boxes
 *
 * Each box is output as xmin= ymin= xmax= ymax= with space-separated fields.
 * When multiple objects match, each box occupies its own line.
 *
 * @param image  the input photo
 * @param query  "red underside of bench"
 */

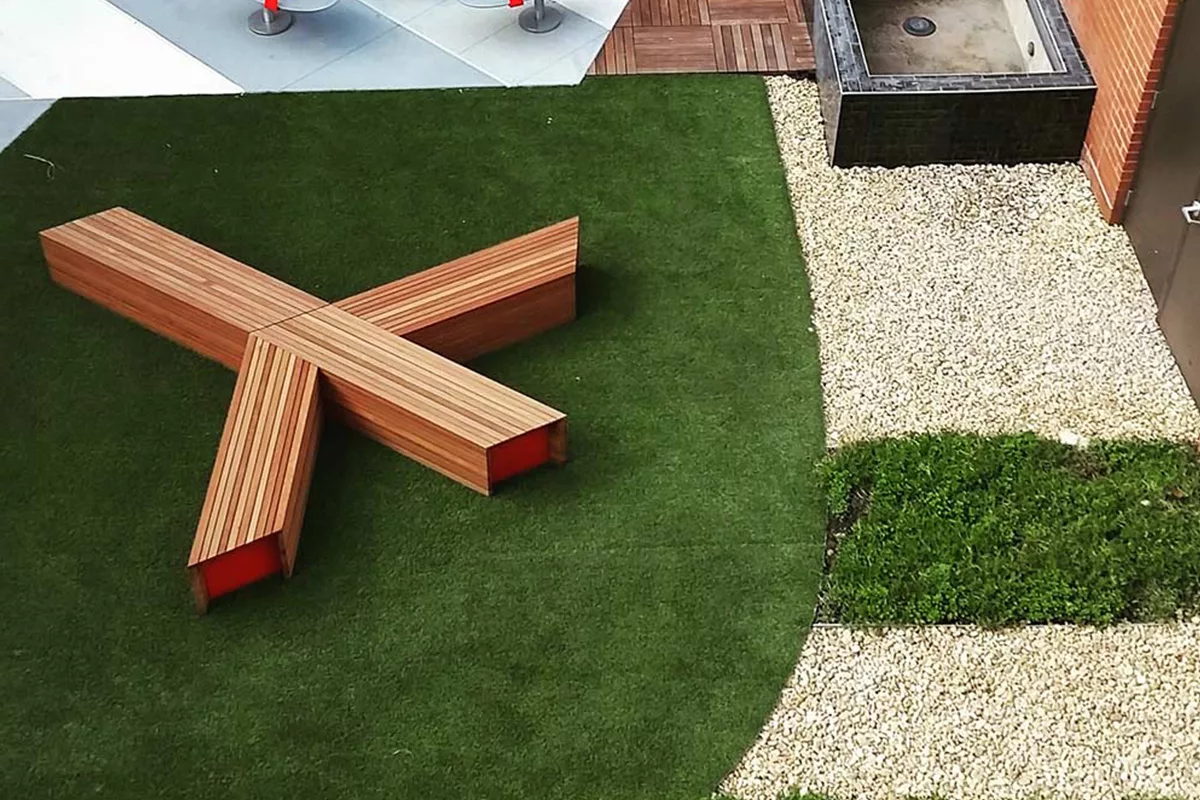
xmin=489 ymin=427 xmax=551 ymax=486
xmin=200 ymin=535 xmax=283 ymax=601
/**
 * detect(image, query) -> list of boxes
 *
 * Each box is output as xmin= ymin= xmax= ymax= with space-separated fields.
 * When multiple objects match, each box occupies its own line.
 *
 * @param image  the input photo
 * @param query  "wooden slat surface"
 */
xmin=189 ymin=335 xmax=322 ymax=567
xmin=336 ymin=217 xmax=578 ymax=341
xmin=588 ymin=0 xmax=813 ymax=75
xmin=257 ymin=305 xmax=565 ymax=494
xmin=707 ymin=0 xmax=790 ymax=23
xmin=41 ymin=207 xmax=325 ymax=368
xmin=263 ymin=305 xmax=562 ymax=443
xmin=391 ymin=276 xmax=575 ymax=364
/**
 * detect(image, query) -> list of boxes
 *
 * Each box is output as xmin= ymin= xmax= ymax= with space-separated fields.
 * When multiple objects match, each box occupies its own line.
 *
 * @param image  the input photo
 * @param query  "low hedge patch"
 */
xmin=820 ymin=434 xmax=1200 ymax=625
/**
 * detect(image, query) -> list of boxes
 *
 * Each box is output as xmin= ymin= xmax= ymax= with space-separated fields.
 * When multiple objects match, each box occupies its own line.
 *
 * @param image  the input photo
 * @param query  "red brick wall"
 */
xmin=1060 ymin=0 xmax=1181 ymax=222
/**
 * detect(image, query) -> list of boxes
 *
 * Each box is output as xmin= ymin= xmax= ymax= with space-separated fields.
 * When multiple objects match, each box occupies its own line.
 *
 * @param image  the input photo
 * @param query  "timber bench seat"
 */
xmin=41 ymin=207 xmax=579 ymax=611
xmin=189 ymin=335 xmax=322 ymax=613
xmin=258 ymin=305 xmax=567 ymax=495
xmin=335 ymin=218 xmax=578 ymax=363
xmin=40 ymin=207 xmax=324 ymax=369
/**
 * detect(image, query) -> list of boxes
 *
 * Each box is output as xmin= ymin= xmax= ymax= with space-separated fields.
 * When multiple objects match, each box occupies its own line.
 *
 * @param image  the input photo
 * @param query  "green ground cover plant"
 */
xmin=0 ymin=77 xmax=826 ymax=799
xmin=821 ymin=433 xmax=1200 ymax=626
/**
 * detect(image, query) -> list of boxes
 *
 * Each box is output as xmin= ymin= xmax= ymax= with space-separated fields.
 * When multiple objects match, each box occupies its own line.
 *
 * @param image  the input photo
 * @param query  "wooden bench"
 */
xmin=335 ymin=218 xmax=578 ymax=363
xmin=42 ymin=208 xmax=576 ymax=611
xmin=40 ymin=208 xmax=325 ymax=369
xmin=257 ymin=305 xmax=566 ymax=495
xmin=189 ymin=334 xmax=322 ymax=613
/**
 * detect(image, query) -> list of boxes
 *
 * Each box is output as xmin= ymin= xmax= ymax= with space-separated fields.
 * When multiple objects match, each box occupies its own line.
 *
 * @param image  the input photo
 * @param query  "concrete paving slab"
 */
xmin=287 ymin=24 xmax=501 ymax=89
xmin=0 ymin=98 xmax=55 ymax=155
xmin=459 ymin=4 xmax=605 ymax=85
xmin=107 ymin=0 xmax=396 ymax=92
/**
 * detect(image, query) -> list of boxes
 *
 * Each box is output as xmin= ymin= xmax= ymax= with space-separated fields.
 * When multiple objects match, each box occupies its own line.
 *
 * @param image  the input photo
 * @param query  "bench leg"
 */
xmin=549 ymin=419 xmax=568 ymax=465
xmin=190 ymin=567 xmax=210 ymax=615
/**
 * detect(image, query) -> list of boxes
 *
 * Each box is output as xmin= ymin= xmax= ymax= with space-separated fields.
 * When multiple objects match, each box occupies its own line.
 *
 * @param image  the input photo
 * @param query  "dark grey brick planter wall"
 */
xmin=811 ymin=0 xmax=1097 ymax=167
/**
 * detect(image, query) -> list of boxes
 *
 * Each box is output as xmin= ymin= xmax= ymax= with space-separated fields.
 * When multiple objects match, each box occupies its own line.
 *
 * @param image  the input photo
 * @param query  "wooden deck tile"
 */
xmin=591 ymin=0 xmax=813 ymax=75
xmin=590 ymin=26 xmax=637 ymax=76
xmin=632 ymin=27 xmax=718 ymax=73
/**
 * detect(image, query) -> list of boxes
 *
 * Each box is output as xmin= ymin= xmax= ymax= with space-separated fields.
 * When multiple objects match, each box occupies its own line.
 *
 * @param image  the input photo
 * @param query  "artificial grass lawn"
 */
xmin=0 ymin=77 xmax=826 ymax=799
xmin=821 ymin=434 xmax=1200 ymax=626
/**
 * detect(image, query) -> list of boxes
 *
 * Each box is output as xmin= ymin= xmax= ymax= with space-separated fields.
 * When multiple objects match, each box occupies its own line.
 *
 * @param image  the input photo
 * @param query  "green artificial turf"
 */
xmin=0 ymin=77 xmax=826 ymax=799
xmin=821 ymin=434 xmax=1200 ymax=626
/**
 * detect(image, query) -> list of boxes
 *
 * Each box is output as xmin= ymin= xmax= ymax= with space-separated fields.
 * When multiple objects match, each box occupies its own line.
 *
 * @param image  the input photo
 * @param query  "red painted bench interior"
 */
xmin=197 ymin=536 xmax=284 ymax=603
xmin=489 ymin=427 xmax=552 ymax=485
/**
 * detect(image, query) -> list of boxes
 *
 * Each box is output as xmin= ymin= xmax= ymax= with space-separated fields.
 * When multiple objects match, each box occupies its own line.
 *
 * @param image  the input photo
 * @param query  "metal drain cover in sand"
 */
xmin=902 ymin=16 xmax=937 ymax=36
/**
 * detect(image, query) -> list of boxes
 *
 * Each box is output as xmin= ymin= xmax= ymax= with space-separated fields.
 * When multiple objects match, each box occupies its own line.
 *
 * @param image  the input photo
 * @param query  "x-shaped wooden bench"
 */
xmin=41 ymin=208 xmax=577 ymax=612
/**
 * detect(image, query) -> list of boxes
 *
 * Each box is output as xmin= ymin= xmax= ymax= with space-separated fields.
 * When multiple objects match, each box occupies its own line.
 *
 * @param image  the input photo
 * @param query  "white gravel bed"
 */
xmin=722 ymin=623 xmax=1200 ymax=800
xmin=766 ymin=77 xmax=1200 ymax=445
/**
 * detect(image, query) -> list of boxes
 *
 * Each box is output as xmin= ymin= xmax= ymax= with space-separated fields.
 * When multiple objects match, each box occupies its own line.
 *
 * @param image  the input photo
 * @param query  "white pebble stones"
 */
xmin=765 ymin=76 xmax=1200 ymax=447
xmin=722 ymin=624 xmax=1200 ymax=800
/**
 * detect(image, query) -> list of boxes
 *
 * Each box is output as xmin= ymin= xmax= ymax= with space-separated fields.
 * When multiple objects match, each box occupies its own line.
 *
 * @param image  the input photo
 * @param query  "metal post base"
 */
xmin=248 ymin=8 xmax=294 ymax=35
xmin=518 ymin=1 xmax=563 ymax=33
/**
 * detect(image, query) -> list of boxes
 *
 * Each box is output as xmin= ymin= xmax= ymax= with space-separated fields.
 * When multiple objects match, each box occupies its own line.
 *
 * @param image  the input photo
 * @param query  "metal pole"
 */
xmin=248 ymin=3 xmax=295 ymax=35
xmin=518 ymin=0 xmax=563 ymax=33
